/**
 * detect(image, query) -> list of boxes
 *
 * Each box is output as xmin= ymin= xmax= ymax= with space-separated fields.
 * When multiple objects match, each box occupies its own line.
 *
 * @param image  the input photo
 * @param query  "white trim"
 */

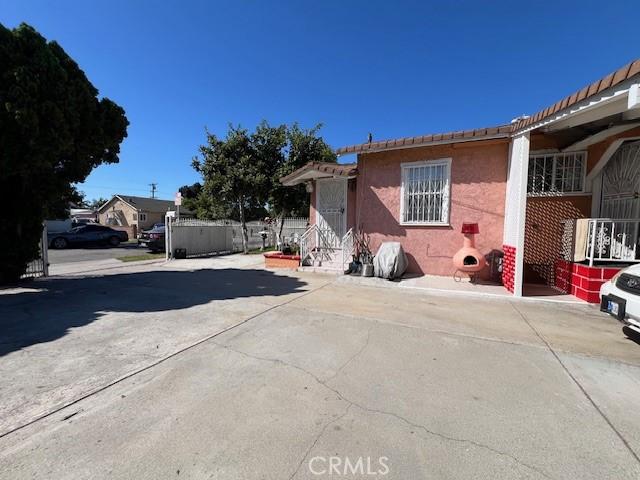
xmin=399 ymin=158 xmax=452 ymax=226
xmin=628 ymin=83 xmax=640 ymax=110
xmin=562 ymin=123 xmax=640 ymax=152
xmin=587 ymin=136 xmax=640 ymax=183
xmin=514 ymin=78 xmax=638 ymax=134
xmin=526 ymin=192 xmax=592 ymax=198
xmin=503 ymin=132 xmax=530 ymax=297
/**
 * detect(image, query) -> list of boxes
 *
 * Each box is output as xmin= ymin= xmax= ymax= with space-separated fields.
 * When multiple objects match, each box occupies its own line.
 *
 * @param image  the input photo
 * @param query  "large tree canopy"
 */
xmin=269 ymin=123 xmax=336 ymax=230
xmin=0 ymin=23 xmax=128 ymax=282
xmin=192 ymin=121 xmax=336 ymax=252
xmin=192 ymin=122 xmax=285 ymax=253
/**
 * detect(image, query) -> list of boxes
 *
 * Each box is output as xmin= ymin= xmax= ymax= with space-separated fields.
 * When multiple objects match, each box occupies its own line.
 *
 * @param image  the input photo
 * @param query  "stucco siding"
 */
xmin=98 ymin=199 xmax=136 ymax=227
xmin=355 ymin=140 xmax=509 ymax=275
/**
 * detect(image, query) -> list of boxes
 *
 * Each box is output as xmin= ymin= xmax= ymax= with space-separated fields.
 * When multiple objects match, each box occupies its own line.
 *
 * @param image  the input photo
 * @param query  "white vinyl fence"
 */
xmin=276 ymin=217 xmax=309 ymax=247
xmin=166 ymin=218 xmax=234 ymax=259
xmin=166 ymin=217 xmax=309 ymax=259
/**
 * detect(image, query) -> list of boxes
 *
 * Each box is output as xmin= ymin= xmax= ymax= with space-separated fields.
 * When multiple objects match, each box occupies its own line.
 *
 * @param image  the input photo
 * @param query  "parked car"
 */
xmin=48 ymin=224 xmax=129 ymax=249
xmin=600 ymin=265 xmax=640 ymax=336
xmin=138 ymin=224 xmax=165 ymax=252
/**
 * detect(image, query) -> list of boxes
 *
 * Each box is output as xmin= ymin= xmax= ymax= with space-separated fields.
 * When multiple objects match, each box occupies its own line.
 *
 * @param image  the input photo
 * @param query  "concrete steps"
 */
xmin=300 ymin=248 xmax=346 ymax=274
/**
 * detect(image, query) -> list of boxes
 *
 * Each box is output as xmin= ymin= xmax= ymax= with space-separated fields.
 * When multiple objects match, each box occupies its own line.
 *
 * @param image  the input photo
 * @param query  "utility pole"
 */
xmin=149 ymin=183 xmax=157 ymax=199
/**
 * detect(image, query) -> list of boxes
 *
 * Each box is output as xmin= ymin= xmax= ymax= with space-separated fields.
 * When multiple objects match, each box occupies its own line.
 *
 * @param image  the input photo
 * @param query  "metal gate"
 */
xmin=21 ymin=225 xmax=49 ymax=279
xmin=316 ymin=179 xmax=346 ymax=248
xmin=601 ymin=141 xmax=640 ymax=218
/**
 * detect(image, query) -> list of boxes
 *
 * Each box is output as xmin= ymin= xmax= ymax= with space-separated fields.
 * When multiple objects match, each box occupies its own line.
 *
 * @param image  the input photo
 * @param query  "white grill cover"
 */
xmin=373 ymin=242 xmax=408 ymax=280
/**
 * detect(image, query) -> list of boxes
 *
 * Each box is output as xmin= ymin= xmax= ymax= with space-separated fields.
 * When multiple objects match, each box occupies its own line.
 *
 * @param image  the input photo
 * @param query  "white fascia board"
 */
xmin=628 ymin=83 xmax=640 ymax=110
xmin=514 ymin=78 xmax=638 ymax=135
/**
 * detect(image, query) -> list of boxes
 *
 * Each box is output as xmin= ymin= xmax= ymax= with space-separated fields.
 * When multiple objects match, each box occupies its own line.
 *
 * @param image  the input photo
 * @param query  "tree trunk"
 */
xmin=239 ymin=198 xmax=249 ymax=254
xmin=278 ymin=210 xmax=287 ymax=248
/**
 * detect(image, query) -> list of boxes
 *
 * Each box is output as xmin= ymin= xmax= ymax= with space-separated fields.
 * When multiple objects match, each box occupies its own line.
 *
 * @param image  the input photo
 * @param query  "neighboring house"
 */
xmin=282 ymin=59 xmax=640 ymax=303
xmin=70 ymin=208 xmax=98 ymax=222
xmin=97 ymin=195 xmax=187 ymax=238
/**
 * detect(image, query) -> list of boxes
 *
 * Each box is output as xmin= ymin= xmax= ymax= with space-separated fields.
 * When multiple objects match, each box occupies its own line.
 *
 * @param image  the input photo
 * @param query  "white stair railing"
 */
xmin=341 ymin=228 xmax=355 ymax=272
xmin=300 ymin=224 xmax=333 ymax=266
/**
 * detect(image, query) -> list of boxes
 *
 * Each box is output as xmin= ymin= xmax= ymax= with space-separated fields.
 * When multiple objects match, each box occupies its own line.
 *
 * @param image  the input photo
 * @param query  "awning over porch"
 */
xmin=279 ymin=161 xmax=358 ymax=186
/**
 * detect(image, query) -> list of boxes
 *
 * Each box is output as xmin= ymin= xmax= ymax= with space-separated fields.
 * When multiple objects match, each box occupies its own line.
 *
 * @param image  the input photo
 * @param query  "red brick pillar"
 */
xmin=502 ymin=245 xmax=516 ymax=293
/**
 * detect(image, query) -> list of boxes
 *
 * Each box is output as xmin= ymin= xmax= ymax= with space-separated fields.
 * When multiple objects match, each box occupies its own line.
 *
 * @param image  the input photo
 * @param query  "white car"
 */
xmin=600 ymin=264 xmax=640 ymax=335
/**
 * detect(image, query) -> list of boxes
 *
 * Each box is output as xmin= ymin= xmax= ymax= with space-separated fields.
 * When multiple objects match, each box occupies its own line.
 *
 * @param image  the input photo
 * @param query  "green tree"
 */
xmin=192 ymin=122 xmax=284 ymax=253
xmin=269 ymin=123 xmax=336 ymax=242
xmin=0 ymin=23 xmax=128 ymax=282
xmin=86 ymin=197 xmax=110 ymax=210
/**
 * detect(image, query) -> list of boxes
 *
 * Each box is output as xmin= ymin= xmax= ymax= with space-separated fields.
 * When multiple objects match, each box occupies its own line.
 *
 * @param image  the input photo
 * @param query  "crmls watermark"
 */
xmin=308 ymin=456 xmax=390 ymax=476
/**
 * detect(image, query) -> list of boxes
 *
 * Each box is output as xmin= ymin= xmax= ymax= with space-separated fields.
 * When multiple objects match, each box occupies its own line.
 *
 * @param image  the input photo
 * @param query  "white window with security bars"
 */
xmin=527 ymin=152 xmax=586 ymax=195
xmin=400 ymin=159 xmax=451 ymax=225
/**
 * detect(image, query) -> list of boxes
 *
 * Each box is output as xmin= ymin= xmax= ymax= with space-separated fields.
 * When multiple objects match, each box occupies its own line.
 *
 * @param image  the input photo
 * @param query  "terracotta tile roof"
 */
xmin=279 ymin=161 xmax=357 ymax=185
xmin=335 ymin=125 xmax=512 ymax=155
xmin=513 ymin=59 xmax=640 ymax=131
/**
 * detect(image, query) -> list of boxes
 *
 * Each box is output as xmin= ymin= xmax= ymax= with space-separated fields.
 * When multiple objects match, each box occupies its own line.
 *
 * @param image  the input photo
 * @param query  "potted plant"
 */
xmin=354 ymin=232 xmax=374 ymax=277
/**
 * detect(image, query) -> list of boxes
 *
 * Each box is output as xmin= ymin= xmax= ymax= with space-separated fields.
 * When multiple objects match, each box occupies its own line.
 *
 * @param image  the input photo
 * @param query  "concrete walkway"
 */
xmin=1 ymin=255 xmax=639 ymax=479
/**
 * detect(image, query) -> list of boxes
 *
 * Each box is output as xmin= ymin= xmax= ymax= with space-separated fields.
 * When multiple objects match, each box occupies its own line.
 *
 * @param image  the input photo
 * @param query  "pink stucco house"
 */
xmin=282 ymin=59 xmax=640 ymax=302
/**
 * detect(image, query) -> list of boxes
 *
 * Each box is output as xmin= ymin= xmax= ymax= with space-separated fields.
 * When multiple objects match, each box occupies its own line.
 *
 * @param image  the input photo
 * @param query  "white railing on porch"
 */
xmin=300 ymin=224 xmax=332 ymax=266
xmin=586 ymin=218 xmax=640 ymax=266
xmin=341 ymin=228 xmax=355 ymax=272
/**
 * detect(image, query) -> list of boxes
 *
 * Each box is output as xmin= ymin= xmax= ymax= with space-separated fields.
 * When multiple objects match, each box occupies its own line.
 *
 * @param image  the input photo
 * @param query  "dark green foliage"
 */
xmin=269 ymin=123 xmax=336 ymax=222
xmin=192 ymin=122 xmax=336 ymax=252
xmin=85 ymin=197 xmax=110 ymax=210
xmin=192 ymin=122 xmax=285 ymax=253
xmin=0 ymin=23 xmax=128 ymax=282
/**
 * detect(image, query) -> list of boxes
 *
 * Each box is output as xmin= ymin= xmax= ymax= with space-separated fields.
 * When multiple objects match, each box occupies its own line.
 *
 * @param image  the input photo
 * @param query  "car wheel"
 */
xmin=108 ymin=236 xmax=121 ymax=247
xmin=52 ymin=237 xmax=68 ymax=249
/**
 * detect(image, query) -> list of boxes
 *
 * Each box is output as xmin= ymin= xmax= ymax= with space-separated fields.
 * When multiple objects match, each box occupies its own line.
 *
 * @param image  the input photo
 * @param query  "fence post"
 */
xmin=588 ymin=220 xmax=597 ymax=267
xmin=165 ymin=212 xmax=175 ymax=261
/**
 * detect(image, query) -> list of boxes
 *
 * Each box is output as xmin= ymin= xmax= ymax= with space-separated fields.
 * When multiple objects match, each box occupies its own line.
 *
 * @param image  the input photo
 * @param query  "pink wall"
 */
xmin=355 ymin=140 xmax=509 ymax=276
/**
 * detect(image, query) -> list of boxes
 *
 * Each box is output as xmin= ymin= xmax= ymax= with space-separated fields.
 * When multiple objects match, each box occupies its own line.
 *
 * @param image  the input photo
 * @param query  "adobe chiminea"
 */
xmin=452 ymin=223 xmax=487 ymax=276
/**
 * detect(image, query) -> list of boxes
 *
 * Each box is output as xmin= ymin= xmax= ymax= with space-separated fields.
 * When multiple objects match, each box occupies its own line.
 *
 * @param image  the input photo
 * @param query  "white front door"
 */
xmin=316 ymin=178 xmax=347 ymax=248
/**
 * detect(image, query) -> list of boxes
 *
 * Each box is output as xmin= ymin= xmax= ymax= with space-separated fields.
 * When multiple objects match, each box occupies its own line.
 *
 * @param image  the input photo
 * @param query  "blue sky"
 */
xmin=1 ymin=0 xmax=638 ymax=202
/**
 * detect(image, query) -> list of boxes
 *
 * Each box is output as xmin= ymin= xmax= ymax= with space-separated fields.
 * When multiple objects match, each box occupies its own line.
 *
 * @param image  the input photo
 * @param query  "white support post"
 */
xmin=165 ymin=211 xmax=175 ymax=261
xmin=503 ymin=132 xmax=530 ymax=297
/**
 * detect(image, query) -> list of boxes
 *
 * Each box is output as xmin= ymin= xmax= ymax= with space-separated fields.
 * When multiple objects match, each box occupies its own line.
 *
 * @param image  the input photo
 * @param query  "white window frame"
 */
xmin=527 ymin=151 xmax=587 ymax=196
xmin=400 ymin=158 xmax=452 ymax=226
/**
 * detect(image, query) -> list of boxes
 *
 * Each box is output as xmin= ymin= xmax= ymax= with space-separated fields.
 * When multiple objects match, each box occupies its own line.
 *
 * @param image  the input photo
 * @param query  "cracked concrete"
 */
xmin=1 ymin=257 xmax=640 ymax=479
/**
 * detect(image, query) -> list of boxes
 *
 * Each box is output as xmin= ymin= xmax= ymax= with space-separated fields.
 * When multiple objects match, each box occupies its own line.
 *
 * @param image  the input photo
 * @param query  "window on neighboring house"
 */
xmin=139 ymin=213 xmax=147 ymax=222
xmin=400 ymin=159 xmax=451 ymax=225
xmin=527 ymin=152 xmax=586 ymax=194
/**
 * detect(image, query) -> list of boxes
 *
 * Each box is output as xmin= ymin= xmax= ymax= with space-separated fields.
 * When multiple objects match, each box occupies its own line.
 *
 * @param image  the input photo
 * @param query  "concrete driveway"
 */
xmin=1 ymin=255 xmax=640 ymax=479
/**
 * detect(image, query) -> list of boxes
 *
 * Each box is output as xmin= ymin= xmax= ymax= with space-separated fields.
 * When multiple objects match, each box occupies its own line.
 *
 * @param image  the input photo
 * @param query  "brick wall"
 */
xmin=555 ymin=259 xmax=620 ymax=303
xmin=502 ymin=245 xmax=516 ymax=293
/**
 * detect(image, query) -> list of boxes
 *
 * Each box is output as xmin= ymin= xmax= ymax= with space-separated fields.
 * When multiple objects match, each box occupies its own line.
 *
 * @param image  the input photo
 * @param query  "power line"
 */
xmin=149 ymin=183 xmax=158 ymax=199
xmin=75 ymin=184 xmax=173 ymax=198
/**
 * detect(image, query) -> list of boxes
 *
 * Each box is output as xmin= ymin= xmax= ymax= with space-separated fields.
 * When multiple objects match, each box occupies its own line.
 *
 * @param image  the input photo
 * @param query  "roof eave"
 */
xmin=336 ymin=133 xmax=511 ymax=156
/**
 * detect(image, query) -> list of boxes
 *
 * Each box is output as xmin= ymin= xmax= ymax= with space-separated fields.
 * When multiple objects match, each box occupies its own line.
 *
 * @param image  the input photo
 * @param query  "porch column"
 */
xmin=502 ymin=132 xmax=530 ymax=297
